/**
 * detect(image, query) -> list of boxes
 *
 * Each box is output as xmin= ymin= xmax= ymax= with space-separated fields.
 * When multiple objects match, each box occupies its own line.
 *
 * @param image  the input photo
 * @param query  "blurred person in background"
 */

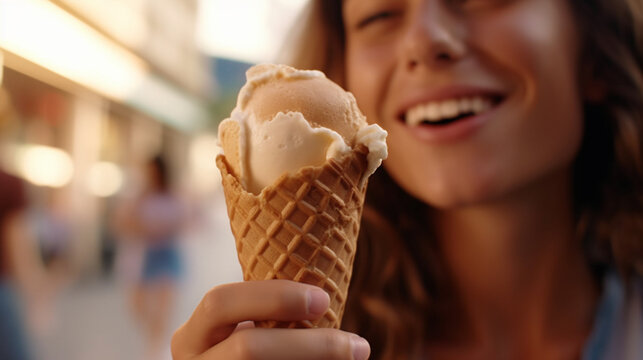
xmin=115 ymin=155 xmax=185 ymax=360
xmin=0 ymin=88 xmax=46 ymax=360
xmin=32 ymin=189 xmax=73 ymax=277
xmin=0 ymin=170 xmax=36 ymax=360
xmin=25 ymin=187 xmax=76 ymax=340
xmin=173 ymin=0 xmax=643 ymax=359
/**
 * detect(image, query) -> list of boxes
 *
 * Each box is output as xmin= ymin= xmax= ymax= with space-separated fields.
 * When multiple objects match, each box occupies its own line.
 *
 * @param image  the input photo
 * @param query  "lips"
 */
xmin=393 ymin=88 xmax=507 ymax=143
xmin=398 ymin=90 xmax=504 ymax=127
xmin=407 ymin=95 xmax=498 ymax=126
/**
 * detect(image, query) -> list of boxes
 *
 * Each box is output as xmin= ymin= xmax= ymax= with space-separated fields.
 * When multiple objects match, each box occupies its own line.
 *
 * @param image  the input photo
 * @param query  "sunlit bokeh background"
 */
xmin=0 ymin=1 xmax=308 ymax=359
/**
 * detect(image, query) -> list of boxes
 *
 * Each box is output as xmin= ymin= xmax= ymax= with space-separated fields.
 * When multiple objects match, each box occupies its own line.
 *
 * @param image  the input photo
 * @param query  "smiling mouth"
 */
xmin=401 ymin=95 xmax=504 ymax=126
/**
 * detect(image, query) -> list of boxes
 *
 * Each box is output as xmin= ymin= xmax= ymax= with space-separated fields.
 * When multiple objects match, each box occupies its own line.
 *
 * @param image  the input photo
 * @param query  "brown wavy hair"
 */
xmin=286 ymin=0 xmax=643 ymax=358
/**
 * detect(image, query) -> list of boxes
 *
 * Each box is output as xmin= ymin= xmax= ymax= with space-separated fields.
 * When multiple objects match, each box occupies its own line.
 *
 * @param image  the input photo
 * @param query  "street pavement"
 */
xmin=32 ymin=191 xmax=243 ymax=360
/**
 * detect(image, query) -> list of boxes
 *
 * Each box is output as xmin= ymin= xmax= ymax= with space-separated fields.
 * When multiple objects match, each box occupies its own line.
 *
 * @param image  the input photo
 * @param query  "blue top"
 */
xmin=582 ymin=270 xmax=643 ymax=360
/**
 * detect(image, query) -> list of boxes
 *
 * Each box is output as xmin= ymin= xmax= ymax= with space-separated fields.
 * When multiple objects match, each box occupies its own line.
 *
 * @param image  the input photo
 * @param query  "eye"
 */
xmin=357 ymin=10 xmax=400 ymax=29
xmin=449 ymin=0 xmax=512 ymax=11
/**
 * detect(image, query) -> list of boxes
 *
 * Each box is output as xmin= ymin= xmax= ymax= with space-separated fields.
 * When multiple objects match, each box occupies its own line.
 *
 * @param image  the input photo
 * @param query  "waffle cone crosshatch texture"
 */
xmin=216 ymin=146 xmax=370 ymax=329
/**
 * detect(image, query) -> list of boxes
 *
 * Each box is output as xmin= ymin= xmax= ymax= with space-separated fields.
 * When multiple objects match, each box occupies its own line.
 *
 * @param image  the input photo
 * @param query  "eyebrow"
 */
xmin=343 ymin=0 xmax=369 ymax=15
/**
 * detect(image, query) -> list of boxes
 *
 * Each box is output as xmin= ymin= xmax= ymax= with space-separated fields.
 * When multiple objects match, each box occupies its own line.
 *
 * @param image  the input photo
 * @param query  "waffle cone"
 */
xmin=216 ymin=146 xmax=369 ymax=329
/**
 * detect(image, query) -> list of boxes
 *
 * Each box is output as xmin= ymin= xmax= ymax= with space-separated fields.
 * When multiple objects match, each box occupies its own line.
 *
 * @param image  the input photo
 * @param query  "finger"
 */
xmin=199 ymin=328 xmax=371 ymax=360
xmin=234 ymin=321 xmax=255 ymax=332
xmin=172 ymin=280 xmax=329 ymax=356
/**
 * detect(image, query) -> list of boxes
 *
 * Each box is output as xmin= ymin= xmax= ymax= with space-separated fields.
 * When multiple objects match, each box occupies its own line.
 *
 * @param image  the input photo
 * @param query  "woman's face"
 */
xmin=344 ymin=0 xmax=584 ymax=208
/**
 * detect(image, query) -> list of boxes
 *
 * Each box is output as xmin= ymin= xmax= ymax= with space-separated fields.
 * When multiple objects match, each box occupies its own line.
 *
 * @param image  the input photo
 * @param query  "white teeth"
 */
xmin=472 ymin=97 xmax=490 ymax=113
xmin=440 ymin=100 xmax=459 ymax=119
xmin=426 ymin=103 xmax=440 ymax=120
xmin=405 ymin=96 xmax=495 ymax=126
xmin=459 ymin=97 xmax=471 ymax=111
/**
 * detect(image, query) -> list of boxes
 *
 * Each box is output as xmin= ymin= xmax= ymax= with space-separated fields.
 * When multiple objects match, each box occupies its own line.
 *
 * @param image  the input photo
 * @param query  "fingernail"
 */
xmin=306 ymin=289 xmax=329 ymax=316
xmin=351 ymin=335 xmax=370 ymax=360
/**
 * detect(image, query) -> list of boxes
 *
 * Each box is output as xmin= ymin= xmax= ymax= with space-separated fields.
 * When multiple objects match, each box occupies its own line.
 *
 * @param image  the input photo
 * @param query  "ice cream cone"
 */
xmin=216 ymin=145 xmax=369 ymax=329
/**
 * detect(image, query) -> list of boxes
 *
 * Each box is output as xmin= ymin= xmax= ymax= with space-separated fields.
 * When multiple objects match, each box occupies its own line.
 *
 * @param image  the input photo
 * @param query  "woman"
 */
xmin=172 ymin=0 xmax=643 ymax=359
xmin=117 ymin=156 xmax=184 ymax=360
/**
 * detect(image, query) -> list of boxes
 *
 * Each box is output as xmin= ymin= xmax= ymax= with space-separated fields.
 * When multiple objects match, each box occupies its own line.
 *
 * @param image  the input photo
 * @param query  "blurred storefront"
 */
xmin=0 ymin=0 xmax=215 ymax=277
xmin=0 ymin=2 xmax=314 ymax=358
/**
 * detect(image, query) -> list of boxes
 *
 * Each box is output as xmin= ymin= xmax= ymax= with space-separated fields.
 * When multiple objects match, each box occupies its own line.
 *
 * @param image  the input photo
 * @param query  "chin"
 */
xmin=404 ymin=172 xmax=505 ymax=210
xmin=419 ymin=189 xmax=494 ymax=210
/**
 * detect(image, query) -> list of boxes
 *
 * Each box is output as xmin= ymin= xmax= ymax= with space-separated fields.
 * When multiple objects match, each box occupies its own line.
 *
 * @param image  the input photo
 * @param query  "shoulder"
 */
xmin=617 ymin=274 xmax=643 ymax=358
xmin=583 ymin=270 xmax=643 ymax=360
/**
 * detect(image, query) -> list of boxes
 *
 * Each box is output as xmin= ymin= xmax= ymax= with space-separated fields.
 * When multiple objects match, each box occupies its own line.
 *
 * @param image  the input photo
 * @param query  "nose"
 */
xmin=402 ymin=1 xmax=466 ymax=71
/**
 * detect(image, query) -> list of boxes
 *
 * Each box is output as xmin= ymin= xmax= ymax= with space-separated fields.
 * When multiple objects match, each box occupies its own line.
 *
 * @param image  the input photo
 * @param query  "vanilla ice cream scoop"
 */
xmin=218 ymin=64 xmax=387 ymax=194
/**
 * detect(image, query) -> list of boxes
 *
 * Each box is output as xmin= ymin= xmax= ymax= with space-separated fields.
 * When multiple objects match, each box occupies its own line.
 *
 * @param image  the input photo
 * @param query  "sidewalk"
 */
xmin=34 ymin=191 xmax=243 ymax=360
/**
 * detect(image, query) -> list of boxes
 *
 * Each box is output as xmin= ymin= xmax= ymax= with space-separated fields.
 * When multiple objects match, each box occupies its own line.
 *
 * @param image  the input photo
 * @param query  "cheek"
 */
xmin=471 ymin=1 xmax=585 ymax=181
xmin=472 ymin=0 xmax=580 ymax=105
xmin=474 ymin=3 xmax=577 ymax=88
xmin=345 ymin=42 xmax=396 ymax=125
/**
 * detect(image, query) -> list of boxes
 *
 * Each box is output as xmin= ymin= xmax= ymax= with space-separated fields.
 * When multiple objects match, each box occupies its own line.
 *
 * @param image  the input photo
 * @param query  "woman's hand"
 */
xmin=171 ymin=280 xmax=370 ymax=360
